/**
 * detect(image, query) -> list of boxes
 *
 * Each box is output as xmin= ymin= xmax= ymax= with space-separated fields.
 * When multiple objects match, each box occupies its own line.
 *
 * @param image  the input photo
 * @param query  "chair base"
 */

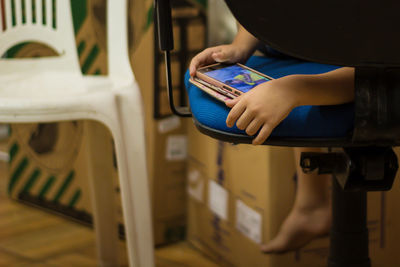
xmin=328 ymin=178 xmax=371 ymax=267
xmin=300 ymin=147 xmax=398 ymax=266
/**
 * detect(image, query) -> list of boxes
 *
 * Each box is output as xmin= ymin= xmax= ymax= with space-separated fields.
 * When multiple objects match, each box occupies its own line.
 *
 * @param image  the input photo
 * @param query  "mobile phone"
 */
xmin=189 ymin=77 xmax=233 ymax=103
xmin=196 ymin=63 xmax=273 ymax=96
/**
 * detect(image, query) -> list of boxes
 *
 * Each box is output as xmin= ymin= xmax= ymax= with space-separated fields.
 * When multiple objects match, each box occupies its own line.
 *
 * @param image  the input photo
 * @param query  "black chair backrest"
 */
xmin=225 ymin=0 xmax=400 ymax=67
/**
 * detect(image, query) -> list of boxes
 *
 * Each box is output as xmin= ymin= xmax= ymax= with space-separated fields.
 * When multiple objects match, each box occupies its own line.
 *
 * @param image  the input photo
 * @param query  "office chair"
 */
xmin=155 ymin=0 xmax=400 ymax=266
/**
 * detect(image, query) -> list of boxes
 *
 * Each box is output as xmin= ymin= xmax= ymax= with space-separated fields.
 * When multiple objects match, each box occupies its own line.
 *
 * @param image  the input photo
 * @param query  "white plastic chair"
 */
xmin=0 ymin=0 xmax=154 ymax=266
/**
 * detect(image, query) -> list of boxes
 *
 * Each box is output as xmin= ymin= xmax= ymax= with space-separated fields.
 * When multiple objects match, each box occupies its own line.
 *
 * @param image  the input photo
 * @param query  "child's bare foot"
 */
xmin=260 ymin=147 xmax=332 ymax=254
xmin=261 ymin=203 xmax=331 ymax=253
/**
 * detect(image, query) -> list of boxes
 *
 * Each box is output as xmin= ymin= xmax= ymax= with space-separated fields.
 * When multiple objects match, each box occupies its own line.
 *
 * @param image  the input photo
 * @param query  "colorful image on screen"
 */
xmin=205 ymin=65 xmax=270 ymax=93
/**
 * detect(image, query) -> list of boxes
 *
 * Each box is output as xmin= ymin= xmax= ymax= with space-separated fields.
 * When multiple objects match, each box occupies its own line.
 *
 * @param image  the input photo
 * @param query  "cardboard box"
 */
xmin=186 ymin=122 xmax=399 ymax=266
xmin=130 ymin=24 xmax=188 ymax=244
xmin=8 ymin=122 xmax=117 ymax=227
xmin=129 ymin=0 xmax=207 ymax=245
xmin=186 ymin=128 xmax=236 ymax=265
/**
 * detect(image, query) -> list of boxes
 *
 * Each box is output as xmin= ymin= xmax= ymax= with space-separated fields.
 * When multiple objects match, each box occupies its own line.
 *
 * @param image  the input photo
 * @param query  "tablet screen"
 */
xmin=203 ymin=65 xmax=271 ymax=93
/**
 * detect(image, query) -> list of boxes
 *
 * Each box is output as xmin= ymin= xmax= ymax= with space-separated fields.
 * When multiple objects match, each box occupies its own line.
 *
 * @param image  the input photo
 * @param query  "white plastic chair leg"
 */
xmin=84 ymin=120 xmax=120 ymax=267
xmin=114 ymin=88 xmax=155 ymax=267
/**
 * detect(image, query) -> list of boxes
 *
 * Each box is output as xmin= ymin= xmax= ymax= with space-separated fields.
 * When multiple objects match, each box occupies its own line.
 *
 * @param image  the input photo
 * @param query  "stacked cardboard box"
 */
xmin=130 ymin=0 xmax=206 ymax=244
xmin=186 ymin=122 xmax=400 ymax=266
xmin=8 ymin=122 xmax=112 ymax=226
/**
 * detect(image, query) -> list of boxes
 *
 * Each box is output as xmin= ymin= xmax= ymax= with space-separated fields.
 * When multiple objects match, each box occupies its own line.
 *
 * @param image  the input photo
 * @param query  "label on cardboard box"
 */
xmin=236 ymin=199 xmax=262 ymax=244
xmin=158 ymin=116 xmax=181 ymax=133
xmin=187 ymin=169 xmax=204 ymax=202
xmin=208 ymin=180 xmax=228 ymax=220
xmin=166 ymin=135 xmax=187 ymax=161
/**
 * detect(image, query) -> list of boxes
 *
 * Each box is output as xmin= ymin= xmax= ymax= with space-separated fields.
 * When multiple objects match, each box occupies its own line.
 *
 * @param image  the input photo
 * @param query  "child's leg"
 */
xmin=261 ymin=147 xmax=331 ymax=253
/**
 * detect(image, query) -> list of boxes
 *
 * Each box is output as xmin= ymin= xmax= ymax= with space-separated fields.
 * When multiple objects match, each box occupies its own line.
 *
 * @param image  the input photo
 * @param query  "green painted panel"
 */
xmin=77 ymin=41 xmax=86 ymax=57
xmin=3 ymin=41 xmax=59 ymax=59
xmin=52 ymin=0 xmax=56 ymax=28
xmin=22 ymin=168 xmax=41 ymax=193
xmin=53 ymin=171 xmax=75 ymax=203
xmin=144 ymin=6 xmax=153 ymax=31
xmin=70 ymin=0 xmax=87 ymax=34
xmin=8 ymin=157 xmax=29 ymax=194
xmin=21 ymin=0 xmax=26 ymax=24
xmin=42 ymin=0 xmax=46 ymax=24
xmin=9 ymin=142 xmax=19 ymax=163
xmin=68 ymin=189 xmax=81 ymax=208
xmin=4 ymin=42 xmax=30 ymax=58
xmin=81 ymin=45 xmax=99 ymax=74
xmin=32 ymin=0 xmax=36 ymax=23
xmin=39 ymin=176 xmax=56 ymax=198
xmin=11 ymin=0 xmax=16 ymax=26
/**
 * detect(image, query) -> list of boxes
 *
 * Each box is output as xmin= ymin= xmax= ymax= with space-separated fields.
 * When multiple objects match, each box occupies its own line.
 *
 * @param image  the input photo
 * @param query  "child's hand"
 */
xmin=225 ymin=76 xmax=300 ymax=145
xmin=189 ymin=44 xmax=250 ymax=77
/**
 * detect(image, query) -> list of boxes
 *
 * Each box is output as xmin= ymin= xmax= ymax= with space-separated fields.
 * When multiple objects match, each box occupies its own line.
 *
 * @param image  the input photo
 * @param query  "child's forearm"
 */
xmin=290 ymin=67 xmax=355 ymax=107
xmin=225 ymin=67 xmax=354 ymax=145
xmin=232 ymin=24 xmax=262 ymax=59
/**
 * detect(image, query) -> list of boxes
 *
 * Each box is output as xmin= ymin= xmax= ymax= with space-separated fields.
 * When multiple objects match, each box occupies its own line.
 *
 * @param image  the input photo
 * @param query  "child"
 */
xmin=189 ymin=25 xmax=353 ymax=253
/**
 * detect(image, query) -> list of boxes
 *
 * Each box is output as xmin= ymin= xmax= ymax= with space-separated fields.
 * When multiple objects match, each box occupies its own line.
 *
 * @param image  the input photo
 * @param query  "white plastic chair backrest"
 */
xmin=0 ymin=0 xmax=80 ymax=74
xmin=107 ymin=0 xmax=134 ymax=85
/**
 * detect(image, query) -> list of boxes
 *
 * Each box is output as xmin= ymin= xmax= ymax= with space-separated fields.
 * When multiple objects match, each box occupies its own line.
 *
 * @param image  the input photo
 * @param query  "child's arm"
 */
xmin=226 ymin=67 xmax=355 ymax=145
xmin=189 ymin=24 xmax=261 ymax=76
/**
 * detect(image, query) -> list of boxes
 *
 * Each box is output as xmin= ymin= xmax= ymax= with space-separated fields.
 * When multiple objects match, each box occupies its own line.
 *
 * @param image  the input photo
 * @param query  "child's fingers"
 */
xmin=189 ymin=64 xmax=196 ymax=77
xmin=245 ymin=119 xmax=263 ymax=136
xmin=189 ymin=47 xmax=221 ymax=76
xmin=252 ymin=124 xmax=272 ymax=145
xmin=226 ymin=101 xmax=246 ymax=128
xmin=225 ymin=95 xmax=242 ymax=108
xmin=236 ymin=109 xmax=255 ymax=130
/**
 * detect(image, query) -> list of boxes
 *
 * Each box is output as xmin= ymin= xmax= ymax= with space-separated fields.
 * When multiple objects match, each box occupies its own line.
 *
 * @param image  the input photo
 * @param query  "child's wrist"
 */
xmin=279 ymin=75 xmax=306 ymax=108
xmin=230 ymin=42 xmax=253 ymax=62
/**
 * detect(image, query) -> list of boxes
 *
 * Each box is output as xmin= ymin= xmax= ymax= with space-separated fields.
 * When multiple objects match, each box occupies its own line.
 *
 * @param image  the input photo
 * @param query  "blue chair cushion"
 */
xmin=184 ymin=56 xmax=354 ymax=138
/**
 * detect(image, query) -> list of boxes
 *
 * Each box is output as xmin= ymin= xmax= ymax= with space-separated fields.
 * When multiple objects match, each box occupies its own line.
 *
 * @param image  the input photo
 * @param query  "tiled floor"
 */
xmin=0 ymin=141 xmax=218 ymax=267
